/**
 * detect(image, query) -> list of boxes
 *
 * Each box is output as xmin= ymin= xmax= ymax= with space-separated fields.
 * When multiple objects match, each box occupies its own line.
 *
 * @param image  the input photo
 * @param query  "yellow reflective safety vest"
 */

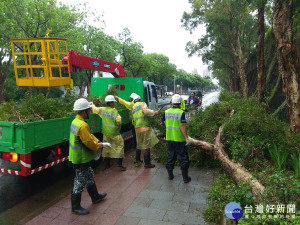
xmin=165 ymin=108 xmax=185 ymax=142
xmin=69 ymin=117 xmax=94 ymax=164
xmin=132 ymin=102 xmax=149 ymax=128
xmin=101 ymin=107 xmax=120 ymax=136
xmin=180 ymin=99 xmax=185 ymax=111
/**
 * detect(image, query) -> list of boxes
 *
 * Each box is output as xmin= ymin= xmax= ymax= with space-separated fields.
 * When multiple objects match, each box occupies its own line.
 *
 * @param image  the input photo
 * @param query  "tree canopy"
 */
xmin=0 ymin=0 xmax=216 ymax=102
xmin=182 ymin=0 xmax=300 ymax=132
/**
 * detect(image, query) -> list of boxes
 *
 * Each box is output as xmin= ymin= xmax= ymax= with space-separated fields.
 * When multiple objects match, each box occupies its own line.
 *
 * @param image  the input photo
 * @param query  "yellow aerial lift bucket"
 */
xmin=10 ymin=38 xmax=71 ymax=87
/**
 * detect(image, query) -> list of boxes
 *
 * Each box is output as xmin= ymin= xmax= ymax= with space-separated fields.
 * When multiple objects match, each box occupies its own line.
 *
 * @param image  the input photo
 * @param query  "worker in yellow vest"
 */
xmin=69 ymin=98 xmax=111 ymax=215
xmin=115 ymin=93 xmax=143 ymax=164
xmin=180 ymin=98 xmax=186 ymax=111
xmin=116 ymin=94 xmax=160 ymax=168
xmin=93 ymin=95 xmax=126 ymax=170
xmin=119 ymin=92 xmax=137 ymax=111
xmin=161 ymin=94 xmax=192 ymax=183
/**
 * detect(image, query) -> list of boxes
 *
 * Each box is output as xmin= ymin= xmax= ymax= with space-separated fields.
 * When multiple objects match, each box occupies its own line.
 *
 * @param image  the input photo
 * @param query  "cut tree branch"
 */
xmin=189 ymin=109 xmax=264 ymax=197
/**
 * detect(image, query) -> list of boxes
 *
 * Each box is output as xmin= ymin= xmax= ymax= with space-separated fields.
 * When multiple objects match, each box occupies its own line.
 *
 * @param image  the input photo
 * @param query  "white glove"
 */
xmin=185 ymin=137 xmax=192 ymax=146
xmin=102 ymin=142 xmax=112 ymax=148
xmin=94 ymin=149 xmax=102 ymax=161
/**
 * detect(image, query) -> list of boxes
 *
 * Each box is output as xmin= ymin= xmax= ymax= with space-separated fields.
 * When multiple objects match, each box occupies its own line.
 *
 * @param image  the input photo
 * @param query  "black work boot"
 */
xmin=134 ymin=150 xmax=143 ymax=163
xmin=167 ymin=169 xmax=174 ymax=180
xmin=144 ymin=151 xmax=155 ymax=168
xmin=87 ymin=184 xmax=107 ymax=204
xmin=181 ymin=168 xmax=191 ymax=183
xmin=71 ymin=192 xmax=89 ymax=215
xmin=104 ymin=158 xmax=111 ymax=169
xmin=116 ymin=158 xmax=126 ymax=171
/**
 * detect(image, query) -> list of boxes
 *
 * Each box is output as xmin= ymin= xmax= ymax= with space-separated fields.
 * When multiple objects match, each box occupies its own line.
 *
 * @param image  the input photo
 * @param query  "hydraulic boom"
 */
xmin=64 ymin=50 xmax=126 ymax=78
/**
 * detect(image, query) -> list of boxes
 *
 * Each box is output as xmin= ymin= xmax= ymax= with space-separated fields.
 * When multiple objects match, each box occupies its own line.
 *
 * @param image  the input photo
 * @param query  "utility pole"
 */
xmin=181 ymin=82 xmax=182 ymax=94
xmin=173 ymin=77 xmax=175 ymax=94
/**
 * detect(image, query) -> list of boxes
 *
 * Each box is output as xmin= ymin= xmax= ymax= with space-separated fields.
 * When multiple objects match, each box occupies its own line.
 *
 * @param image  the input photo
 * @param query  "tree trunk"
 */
xmin=228 ymin=13 xmax=248 ymax=98
xmin=273 ymin=0 xmax=300 ymax=133
xmin=190 ymin=137 xmax=265 ymax=197
xmin=189 ymin=110 xmax=265 ymax=197
xmin=79 ymin=80 xmax=87 ymax=96
xmin=26 ymin=87 xmax=32 ymax=97
xmin=86 ymin=82 xmax=91 ymax=97
xmin=227 ymin=71 xmax=239 ymax=93
xmin=45 ymin=87 xmax=50 ymax=98
xmin=86 ymin=70 xmax=92 ymax=97
xmin=0 ymin=80 xmax=5 ymax=103
xmin=257 ymin=6 xmax=265 ymax=103
xmin=0 ymin=55 xmax=12 ymax=103
xmin=235 ymin=35 xmax=248 ymax=98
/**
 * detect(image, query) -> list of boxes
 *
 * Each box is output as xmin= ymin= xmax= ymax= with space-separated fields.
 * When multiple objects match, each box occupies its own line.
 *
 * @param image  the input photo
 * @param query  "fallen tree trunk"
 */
xmin=157 ymin=110 xmax=265 ymax=197
xmin=189 ymin=110 xmax=265 ymax=197
xmin=189 ymin=135 xmax=265 ymax=198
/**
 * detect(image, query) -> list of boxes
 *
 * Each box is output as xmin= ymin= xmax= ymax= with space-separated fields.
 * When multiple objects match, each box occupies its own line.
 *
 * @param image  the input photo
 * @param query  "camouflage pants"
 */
xmin=72 ymin=166 xmax=95 ymax=194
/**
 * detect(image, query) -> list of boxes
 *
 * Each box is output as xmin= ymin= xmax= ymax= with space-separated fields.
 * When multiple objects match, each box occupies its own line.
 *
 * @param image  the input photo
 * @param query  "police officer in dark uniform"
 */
xmin=161 ymin=94 xmax=192 ymax=183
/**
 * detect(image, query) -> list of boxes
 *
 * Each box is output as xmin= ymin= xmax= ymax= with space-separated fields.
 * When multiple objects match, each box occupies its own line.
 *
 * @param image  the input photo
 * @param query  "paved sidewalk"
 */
xmin=25 ymin=153 xmax=218 ymax=225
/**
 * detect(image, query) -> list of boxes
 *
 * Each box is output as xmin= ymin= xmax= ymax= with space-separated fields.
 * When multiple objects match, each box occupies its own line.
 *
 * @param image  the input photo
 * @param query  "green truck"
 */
xmin=0 ymin=77 xmax=158 ymax=176
xmin=0 ymin=38 xmax=158 ymax=176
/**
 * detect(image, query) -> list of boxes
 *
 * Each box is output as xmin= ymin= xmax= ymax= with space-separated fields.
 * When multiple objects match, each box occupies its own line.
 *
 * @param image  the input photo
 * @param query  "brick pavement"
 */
xmin=25 ymin=153 xmax=218 ymax=225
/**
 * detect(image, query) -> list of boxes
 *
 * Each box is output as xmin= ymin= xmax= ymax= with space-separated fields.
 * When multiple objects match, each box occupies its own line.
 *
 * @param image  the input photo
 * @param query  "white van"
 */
xmin=143 ymin=81 xmax=158 ymax=110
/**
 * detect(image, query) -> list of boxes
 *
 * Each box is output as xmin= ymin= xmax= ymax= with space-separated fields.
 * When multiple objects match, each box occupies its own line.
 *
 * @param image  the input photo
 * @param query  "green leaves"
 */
xmin=203 ymin=174 xmax=254 ymax=223
xmin=0 ymin=94 xmax=76 ymax=122
xmin=268 ymin=142 xmax=289 ymax=170
xmin=290 ymin=152 xmax=300 ymax=178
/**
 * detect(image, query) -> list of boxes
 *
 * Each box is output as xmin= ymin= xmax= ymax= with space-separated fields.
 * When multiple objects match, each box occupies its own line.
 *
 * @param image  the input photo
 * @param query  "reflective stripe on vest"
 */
xmin=102 ymin=123 xmax=119 ymax=128
xmin=166 ymin=126 xmax=181 ymax=131
xmin=165 ymin=113 xmax=182 ymax=120
xmin=101 ymin=107 xmax=120 ymax=136
xmin=132 ymin=102 xmax=149 ymax=128
xmin=69 ymin=117 xmax=94 ymax=164
xmin=69 ymin=142 xmax=83 ymax=151
xmin=165 ymin=108 xmax=185 ymax=142
xmin=132 ymin=104 xmax=142 ymax=114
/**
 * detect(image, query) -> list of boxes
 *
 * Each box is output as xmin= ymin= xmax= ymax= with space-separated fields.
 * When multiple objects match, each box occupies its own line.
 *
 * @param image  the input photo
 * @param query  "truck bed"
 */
xmin=0 ymin=117 xmax=74 ymax=154
xmin=0 ymin=109 xmax=131 ymax=154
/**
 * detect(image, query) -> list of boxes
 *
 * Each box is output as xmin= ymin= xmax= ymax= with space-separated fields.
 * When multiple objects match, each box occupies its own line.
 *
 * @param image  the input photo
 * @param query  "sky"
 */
xmin=61 ymin=0 xmax=208 ymax=75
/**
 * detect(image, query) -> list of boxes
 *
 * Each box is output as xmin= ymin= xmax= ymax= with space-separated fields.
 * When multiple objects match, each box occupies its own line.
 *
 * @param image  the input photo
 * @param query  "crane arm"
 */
xmin=63 ymin=50 xmax=126 ymax=78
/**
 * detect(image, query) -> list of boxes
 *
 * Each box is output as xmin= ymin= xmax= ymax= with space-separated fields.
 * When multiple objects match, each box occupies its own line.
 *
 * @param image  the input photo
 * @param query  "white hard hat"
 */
xmin=130 ymin=93 xmax=137 ymax=99
xmin=171 ymin=94 xmax=182 ymax=104
xmin=73 ymin=98 xmax=92 ymax=111
xmin=105 ymin=95 xmax=116 ymax=102
xmin=133 ymin=94 xmax=141 ymax=101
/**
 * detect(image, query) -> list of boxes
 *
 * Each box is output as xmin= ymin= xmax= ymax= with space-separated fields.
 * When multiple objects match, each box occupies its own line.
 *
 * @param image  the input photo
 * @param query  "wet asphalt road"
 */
xmin=0 ymin=91 xmax=220 ymax=224
xmin=0 ymin=162 xmax=74 ymax=224
xmin=201 ymin=91 xmax=220 ymax=109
